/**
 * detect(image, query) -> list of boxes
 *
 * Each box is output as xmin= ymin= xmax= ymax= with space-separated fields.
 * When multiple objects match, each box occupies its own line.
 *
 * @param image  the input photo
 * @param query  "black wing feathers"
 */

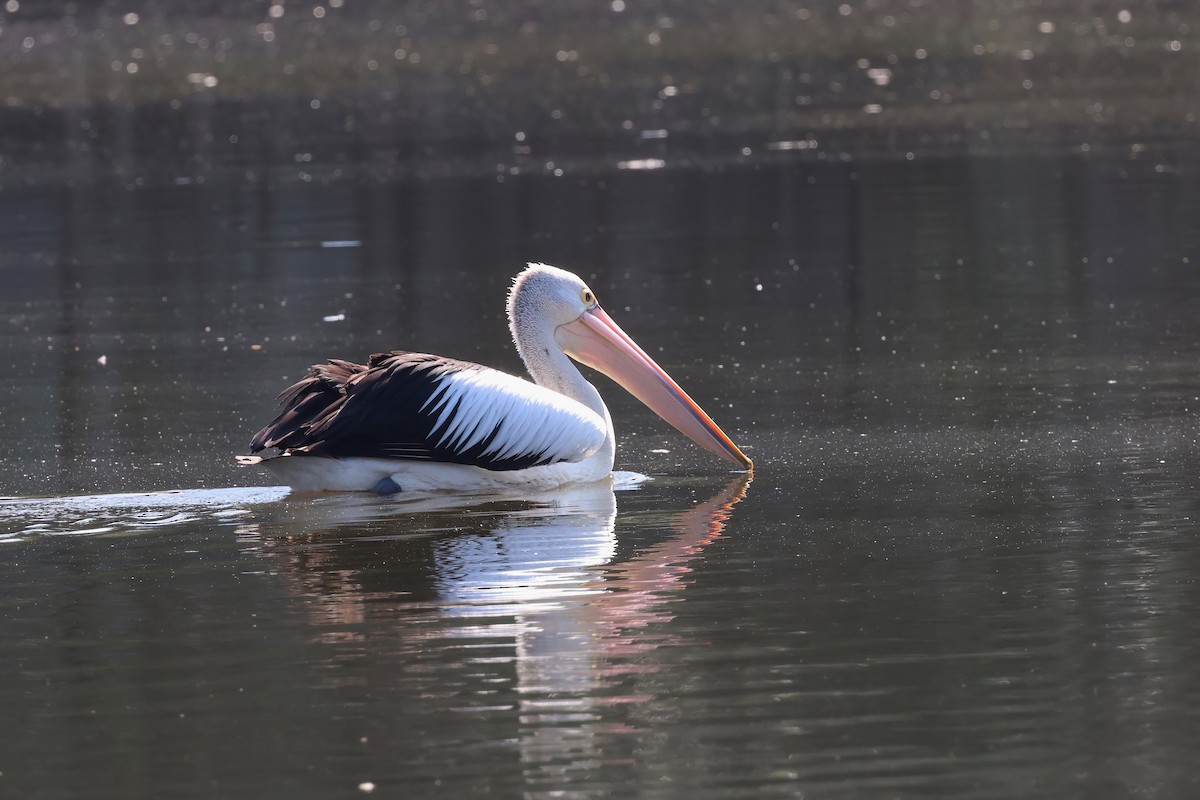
xmin=250 ymin=359 xmax=367 ymax=453
xmin=249 ymin=351 xmax=561 ymax=471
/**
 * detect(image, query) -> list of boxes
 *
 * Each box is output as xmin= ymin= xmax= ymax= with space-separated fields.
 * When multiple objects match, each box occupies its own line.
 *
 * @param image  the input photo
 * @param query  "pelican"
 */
xmin=246 ymin=263 xmax=752 ymax=493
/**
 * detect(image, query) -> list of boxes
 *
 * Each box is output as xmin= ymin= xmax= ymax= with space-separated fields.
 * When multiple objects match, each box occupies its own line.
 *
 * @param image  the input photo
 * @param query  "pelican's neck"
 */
xmin=515 ymin=323 xmax=605 ymax=416
xmin=512 ymin=318 xmax=616 ymax=469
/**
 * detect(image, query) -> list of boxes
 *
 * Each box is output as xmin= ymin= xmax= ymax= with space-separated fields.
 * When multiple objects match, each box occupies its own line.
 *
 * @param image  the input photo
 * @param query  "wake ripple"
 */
xmin=0 ymin=486 xmax=291 ymax=541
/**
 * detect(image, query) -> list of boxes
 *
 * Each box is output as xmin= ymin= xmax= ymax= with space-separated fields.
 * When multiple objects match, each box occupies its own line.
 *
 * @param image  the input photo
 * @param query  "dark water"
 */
xmin=4 ymin=5 xmax=1200 ymax=798
xmin=3 ymin=146 xmax=1199 ymax=799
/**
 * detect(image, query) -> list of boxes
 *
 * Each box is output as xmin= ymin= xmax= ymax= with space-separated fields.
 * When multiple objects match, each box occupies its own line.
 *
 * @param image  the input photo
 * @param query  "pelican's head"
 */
xmin=507 ymin=262 xmax=597 ymax=331
xmin=508 ymin=263 xmax=753 ymax=469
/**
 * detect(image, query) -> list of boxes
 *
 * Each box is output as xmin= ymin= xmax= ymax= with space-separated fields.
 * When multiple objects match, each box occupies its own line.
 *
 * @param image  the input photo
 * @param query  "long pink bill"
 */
xmin=555 ymin=306 xmax=753 ymax=469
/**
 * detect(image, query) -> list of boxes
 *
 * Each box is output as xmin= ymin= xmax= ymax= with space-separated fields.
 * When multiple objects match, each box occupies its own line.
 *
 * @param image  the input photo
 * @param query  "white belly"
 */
xmin=259 ymin=452 xmax=615 ymax=493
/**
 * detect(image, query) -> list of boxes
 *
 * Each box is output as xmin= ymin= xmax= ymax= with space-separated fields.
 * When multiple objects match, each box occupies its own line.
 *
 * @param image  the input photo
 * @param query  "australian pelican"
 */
xmin=247 ymin=263 xmax=752 ymax=493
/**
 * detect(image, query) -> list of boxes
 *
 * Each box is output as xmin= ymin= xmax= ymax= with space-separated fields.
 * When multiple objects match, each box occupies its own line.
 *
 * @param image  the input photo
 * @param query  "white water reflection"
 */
xmin=432 ymin=483 xmax=618 ymax=616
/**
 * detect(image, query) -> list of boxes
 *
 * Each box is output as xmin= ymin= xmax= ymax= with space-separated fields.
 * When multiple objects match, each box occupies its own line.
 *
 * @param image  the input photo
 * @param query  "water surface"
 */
xmin=3 ymin=146 xmax=1198 ymax=799
xmin=3 ymin=5 xmax=1200 ymax=798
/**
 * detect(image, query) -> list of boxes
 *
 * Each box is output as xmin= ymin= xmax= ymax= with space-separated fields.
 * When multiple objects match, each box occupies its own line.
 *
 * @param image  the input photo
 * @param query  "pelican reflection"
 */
xmin=237 ymin=474 xmax=750 ymax=786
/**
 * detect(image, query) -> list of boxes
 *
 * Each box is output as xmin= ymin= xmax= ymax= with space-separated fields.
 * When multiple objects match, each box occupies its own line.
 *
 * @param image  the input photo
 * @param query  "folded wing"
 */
xmin=250 ymin=351 xmax=607 ymax=471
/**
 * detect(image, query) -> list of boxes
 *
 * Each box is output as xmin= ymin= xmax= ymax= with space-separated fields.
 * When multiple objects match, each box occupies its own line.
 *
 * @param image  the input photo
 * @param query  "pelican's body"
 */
xmin=248 ymin=263 xmax=750 ymax=493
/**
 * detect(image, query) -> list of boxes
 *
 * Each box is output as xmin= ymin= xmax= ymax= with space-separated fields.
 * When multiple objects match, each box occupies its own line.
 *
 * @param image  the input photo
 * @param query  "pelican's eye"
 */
xmin=580 ymin=288 xmax=597 ymax=307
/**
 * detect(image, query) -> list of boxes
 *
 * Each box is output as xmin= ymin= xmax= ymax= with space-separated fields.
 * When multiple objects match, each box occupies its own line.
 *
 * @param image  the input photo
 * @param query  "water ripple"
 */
xmin=0 ymin=486 xmax=290 ymax=540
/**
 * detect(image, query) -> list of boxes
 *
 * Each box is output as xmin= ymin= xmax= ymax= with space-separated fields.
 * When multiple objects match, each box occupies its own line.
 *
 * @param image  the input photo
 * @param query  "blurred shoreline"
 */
xmin=0 ymin=1 xmax=1198 ymax=183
